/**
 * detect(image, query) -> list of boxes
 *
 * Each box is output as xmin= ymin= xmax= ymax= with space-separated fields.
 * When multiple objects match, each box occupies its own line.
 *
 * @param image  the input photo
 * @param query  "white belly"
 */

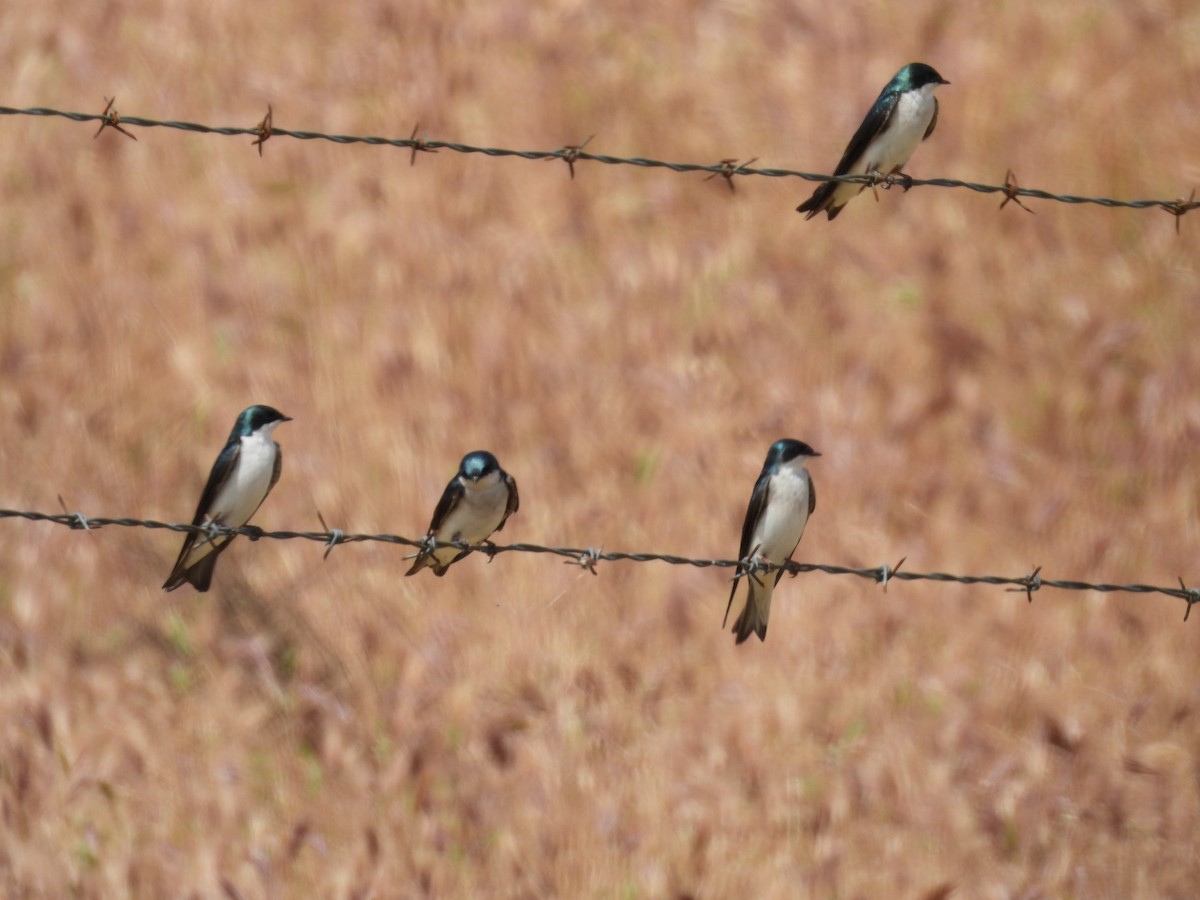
xmin=751 ymin=464 xmax=811 ymax=565
xmin=432 ymin=473 xmax=509 ymax=564
xmin=209 ymin=431 xmax=278 ymax=528
xmin=860 ymin=88 xmax=937 ymax=175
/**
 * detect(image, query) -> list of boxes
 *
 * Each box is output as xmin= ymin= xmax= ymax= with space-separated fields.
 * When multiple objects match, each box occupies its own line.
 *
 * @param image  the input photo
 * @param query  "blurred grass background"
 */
xmin=1 ymin=0 xmax=1199 ymax=895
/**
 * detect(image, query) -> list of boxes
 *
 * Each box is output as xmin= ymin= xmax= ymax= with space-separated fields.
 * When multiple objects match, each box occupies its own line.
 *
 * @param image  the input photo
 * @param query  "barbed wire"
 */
xmin=3 ymin=507 xmax=1197 ymax=621
xmin=1 ymin=102 xmax=1196 ymax=226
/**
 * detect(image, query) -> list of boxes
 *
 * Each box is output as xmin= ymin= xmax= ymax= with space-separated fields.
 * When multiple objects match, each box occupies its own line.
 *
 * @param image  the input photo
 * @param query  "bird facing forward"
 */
xmin=407 ymin=450 xmax=519 ymax=577
xmin=725 ymin=439 xmax=820 ymax=643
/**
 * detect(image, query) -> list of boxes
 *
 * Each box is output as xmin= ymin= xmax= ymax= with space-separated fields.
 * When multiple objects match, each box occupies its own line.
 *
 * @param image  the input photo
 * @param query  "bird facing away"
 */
xmin=724 ymin=439 xmax=820 ymax=644
xmin=796 ymin=62 xmax=950 ymax=221
xmin=163 ymin=404 xmax=291 ymax=592
xmin=406 ymin=450 xmax=520 ymax=577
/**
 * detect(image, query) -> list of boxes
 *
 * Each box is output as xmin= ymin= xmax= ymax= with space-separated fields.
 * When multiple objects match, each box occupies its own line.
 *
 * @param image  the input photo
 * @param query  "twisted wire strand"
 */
xmin=1 ymin=104 xmax=1195 ymax=217
xmin=2 ymin=508 xmax=1195 ymax=618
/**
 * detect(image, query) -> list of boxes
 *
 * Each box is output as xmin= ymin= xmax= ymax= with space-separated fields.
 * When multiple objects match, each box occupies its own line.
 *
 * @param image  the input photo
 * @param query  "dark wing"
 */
xmin=495 ymin=473 xmax=520 ymax=533
xmin=426 ymin=477 xmax=465 ymax=536
xmin=923 ymin=97 xmax=939 ymax=141
xmin=724 ymin=470 xmax=772 ymax=625
xmin=163 ymin=442 xmax=240 ymax=589
xmin=269 ymin=443 xmax=283 ymax=491
xmin=189 ymin=442 xmax=240 ymax=526
xmin=797 ymin=89 xmax=900 ymax=218
xmin=830 ymin=88 xmax=899 ymax=176
xmin=737 ymin=470 xmax=771 ymax=560
xmin=406 ymin=476 xmax=468 ymax=577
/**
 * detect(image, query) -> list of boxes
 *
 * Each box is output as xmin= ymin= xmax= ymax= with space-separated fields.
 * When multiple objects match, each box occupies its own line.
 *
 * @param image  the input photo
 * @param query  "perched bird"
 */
xmin=796 ymin=62 xmax=950 ymax=220
xmin=724 ymin=439 xmax=820 ymax=644
xmin=406 ymin=450 xmax=519 ymax=577
xmin=163 ymin=405 xmax=291 ymax=592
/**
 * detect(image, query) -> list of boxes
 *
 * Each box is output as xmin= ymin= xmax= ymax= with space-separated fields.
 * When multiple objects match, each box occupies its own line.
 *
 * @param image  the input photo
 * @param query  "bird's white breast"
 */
xmin=861 ymin=83 xmax=939 ymax=176
xmin=211 ymin=428 xmax=279 ymax=528
xmin=752 ymin=461 xmax=812 ymax=564
xmin=438 ymin=470 xmax=509 ymax=544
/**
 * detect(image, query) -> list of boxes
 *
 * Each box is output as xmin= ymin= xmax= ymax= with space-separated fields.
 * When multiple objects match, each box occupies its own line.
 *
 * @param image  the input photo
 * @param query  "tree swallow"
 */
xmin=724 ymin=439 xmax=820 ymax=644
xmin=796 ymin=62 xmax=950 ymax=221
xmin=163 ymin=404 xmax=291 ymax=592
xmin=406 ymin=450 xmax=520 ymax=577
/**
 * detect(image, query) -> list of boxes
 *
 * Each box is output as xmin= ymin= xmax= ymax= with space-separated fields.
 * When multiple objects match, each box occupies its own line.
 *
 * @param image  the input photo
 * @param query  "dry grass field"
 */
xmin=2 ymin=1 xmax=1200 ymax=896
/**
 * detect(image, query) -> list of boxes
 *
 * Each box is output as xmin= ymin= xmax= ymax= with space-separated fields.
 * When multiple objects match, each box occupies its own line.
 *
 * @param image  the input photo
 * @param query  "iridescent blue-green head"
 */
xmin=233 ymin=404 xmax=292 ymax=438
xmin=893 ymin=62 xmax=950 ymax=91
xmin=459 ymin=450 xmax=502 ymax=483
xmin=764 ymin=439 xmax=821 ymax=469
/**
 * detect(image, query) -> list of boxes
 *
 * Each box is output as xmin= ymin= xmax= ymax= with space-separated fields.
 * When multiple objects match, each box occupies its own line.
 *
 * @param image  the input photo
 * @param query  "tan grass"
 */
xmin=2 ymin=1 xmax=1200 ymax=895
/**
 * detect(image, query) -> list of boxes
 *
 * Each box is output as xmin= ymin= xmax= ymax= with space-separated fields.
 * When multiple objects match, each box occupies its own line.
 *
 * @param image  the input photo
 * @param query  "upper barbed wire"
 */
xmin=3 ymin=507 xmax=1196 ymax=620
xmin=1 ymin=103 xmax=1196 ymax=221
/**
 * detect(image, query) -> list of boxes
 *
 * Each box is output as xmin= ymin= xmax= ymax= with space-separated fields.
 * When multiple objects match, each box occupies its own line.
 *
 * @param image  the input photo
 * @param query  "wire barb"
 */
xmin=551 ymin=135 xmax=594 ymax=180
xmin=1178 ymin=577 xmax=1200 ymax=622
xmin=732 ymin=544 xmax=768 ymax=590
xmin=1000 ymin=169 xmax=1035 ymax=214
xmin=1007 ymin=566 xmax=1043 ymax=603
xmin=403 ymin=534 xmax=437 ymax=563
xmin=1162 ymin=188 xmax=1198 ymax=235
xmin=316 ymin=510 xmax=345 ymax=560
xmin=705 ymin=157 xmax=759 ymax=193
xmin=407 ymin=122 xmax=437 ymax=166
xmin=93 ymin=97 xmax=137 ymax=141
xmin=251 ymin=105 xmax=273 ymax=156
xmin=874 ymin=556 xmax=907 ymax=592
xmin=567 ymin=547 xmax=603 ymax=575
xmin=56 ymin=495 xmax=91 ymax=530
